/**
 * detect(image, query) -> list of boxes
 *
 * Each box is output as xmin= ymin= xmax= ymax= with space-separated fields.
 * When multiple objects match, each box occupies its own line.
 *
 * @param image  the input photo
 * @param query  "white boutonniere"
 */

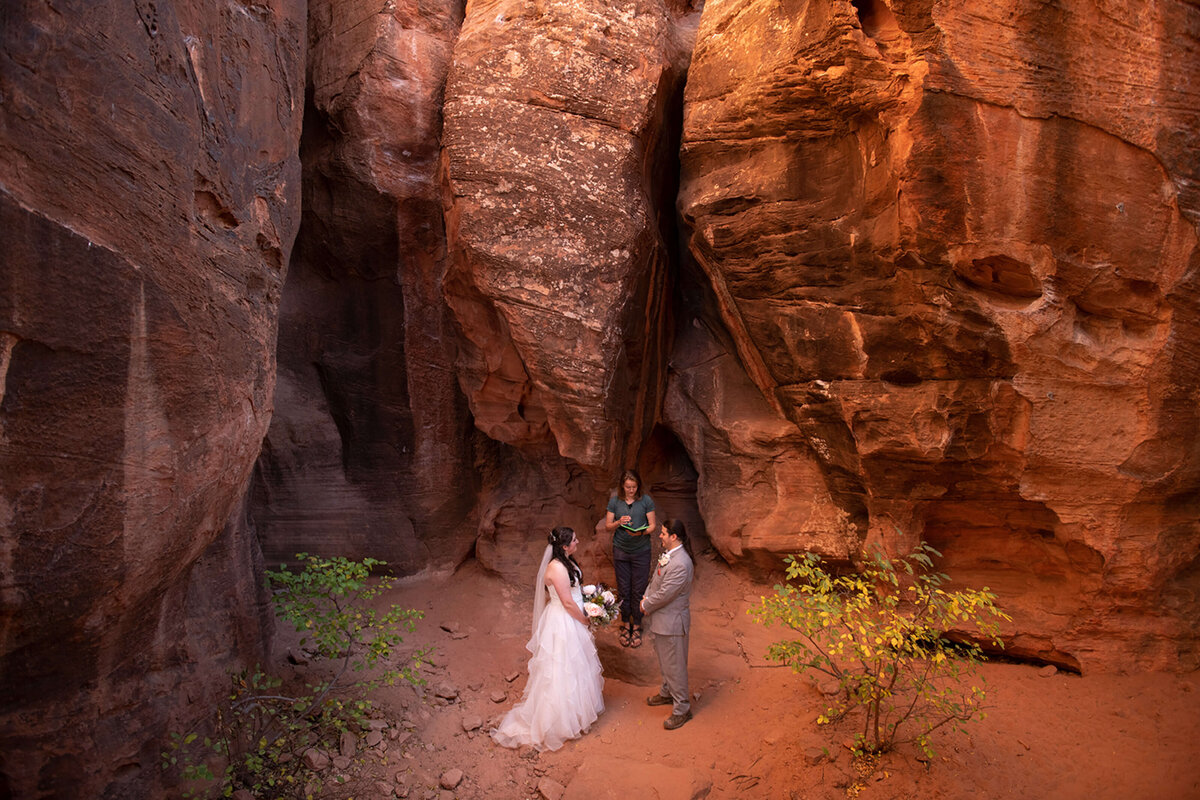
xmin=658 ymin=552 xmax=671 ymax=568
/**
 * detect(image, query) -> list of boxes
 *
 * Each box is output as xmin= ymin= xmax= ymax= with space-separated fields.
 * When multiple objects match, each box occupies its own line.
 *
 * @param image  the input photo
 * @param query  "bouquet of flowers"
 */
xmin=581 ymin=583 xmax=620 ymax=627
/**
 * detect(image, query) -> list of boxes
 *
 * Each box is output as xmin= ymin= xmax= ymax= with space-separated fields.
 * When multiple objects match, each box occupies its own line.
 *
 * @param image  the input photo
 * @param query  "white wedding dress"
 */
xmin=491 ymin=577 xmax=605 ymax=751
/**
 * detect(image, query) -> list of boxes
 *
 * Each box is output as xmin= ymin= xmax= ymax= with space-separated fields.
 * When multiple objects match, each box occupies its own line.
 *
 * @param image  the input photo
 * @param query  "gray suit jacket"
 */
xmin=641 ymin=547 xmax=693 ymax=636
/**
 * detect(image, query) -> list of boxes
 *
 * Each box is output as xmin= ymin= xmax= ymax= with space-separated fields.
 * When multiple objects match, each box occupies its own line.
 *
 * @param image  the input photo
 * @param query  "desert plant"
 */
xmin=751 ymin=543 xmax=1008 ymax=758
xmin=162 ymin=554 xmax=425 ymax=798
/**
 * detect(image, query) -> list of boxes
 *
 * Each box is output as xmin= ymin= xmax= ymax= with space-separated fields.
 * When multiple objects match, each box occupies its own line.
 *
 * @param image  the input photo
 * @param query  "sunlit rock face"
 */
xmin=441 ymin=0 xmax=700 ymax=573
xmin=250 ymin=0 xmax=481 ymax=574
xmin=0 ymin=1 xmax=304 ymax=796
xmin=677 ymin=0 xmax=1200 ymax=669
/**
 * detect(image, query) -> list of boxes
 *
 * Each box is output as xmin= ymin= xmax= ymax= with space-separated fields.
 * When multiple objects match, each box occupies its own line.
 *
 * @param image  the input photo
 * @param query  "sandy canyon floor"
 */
xmin=273 ymin=554 xmax=1200 ymax=800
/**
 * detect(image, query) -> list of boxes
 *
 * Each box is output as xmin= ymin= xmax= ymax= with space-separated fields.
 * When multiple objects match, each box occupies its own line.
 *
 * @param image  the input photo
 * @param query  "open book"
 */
xmin=620 ymin=523 xmax=650 ymax=532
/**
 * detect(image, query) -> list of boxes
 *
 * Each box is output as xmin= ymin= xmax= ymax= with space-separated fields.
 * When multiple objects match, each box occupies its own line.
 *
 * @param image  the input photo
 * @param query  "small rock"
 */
xmin=366 ymin=719 xmax=389 ymax=731
xmin=232 ymin=791 xmax=255 ymax=800
xmin=491 ymin=691 xmax=508 ymax=703
xmin=332 ymin=755 xmax=352 ymax=771
xmin=451 ymin=631 xmax=470 ymax=639
xmin=1038 ymin=664 xmax=1058 ymax=677
xmin=394 ymin=770 xmax=410 ymax=785
xmin=803 ymin=746 xmax=828 ymax=766
xmin=302 ymin=748 xmax=329 ymax=771
xmin=366 ymin=730 xmax=384 ymax=747
xmin=505 ymin=671 xmax=520 ymax=682
xmin=286 ymin=648 xmax=308 ymax=666
xmin=339 ymin=731 xmax=357 ymax=757
xmin=537 ymin=777 xmax=565 ymax=800
xmin=440 ymin=622 xmax=460 ymax=633
xmin=394 ymin=731 xmax=413 ymax=747
xmin=462 ymin=715 xmax=483 ymax=732
xmin=388 ymin=727 xmax=401 ymax=740
xmin=468 ymin=680 xmax=484 ymax=692
xmin=818 ymin=679 xmax=842 ymax=696
xmin=439 ymin=768 xmax=464 ymax=789
xmin=375 ymin=781 xmax=396 ymax=797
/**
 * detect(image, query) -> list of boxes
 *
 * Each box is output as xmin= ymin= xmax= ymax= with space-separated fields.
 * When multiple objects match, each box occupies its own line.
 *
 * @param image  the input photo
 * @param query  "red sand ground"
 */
xmin=283 ymin=556 xmax=1200 ymax=800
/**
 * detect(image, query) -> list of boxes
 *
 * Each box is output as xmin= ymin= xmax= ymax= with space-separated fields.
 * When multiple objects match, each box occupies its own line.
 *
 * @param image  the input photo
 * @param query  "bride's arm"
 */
xmin=546 ymin=561 xmax=588 ymax=626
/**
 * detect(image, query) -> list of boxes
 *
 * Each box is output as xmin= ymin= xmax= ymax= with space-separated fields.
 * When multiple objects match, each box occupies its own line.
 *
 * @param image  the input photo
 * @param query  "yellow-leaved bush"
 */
xmin=751 ymin=543 xmax=1009 ymax=758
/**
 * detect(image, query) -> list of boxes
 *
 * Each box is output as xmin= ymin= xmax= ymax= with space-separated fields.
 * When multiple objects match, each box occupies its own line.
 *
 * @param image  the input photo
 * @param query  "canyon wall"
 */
xmin=2 ymin=0 xmax=1198 ymax=796
xmin=0 ymin=0 xmax=304 ymax=796
xmin=257 ymin=0 xmax=1198 ymax=673
xmin=250 ymin=0 xmax=480 ymax=574
xmin=676 ymin=0 xmax=1200 ymax=669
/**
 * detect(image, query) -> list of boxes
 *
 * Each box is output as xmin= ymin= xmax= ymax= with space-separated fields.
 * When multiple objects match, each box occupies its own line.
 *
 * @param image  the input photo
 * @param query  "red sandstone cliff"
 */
xmin=0 ymin=0 xmax=304 ymax=796
xmin=676 ymin=0 xmax=1200 ymax=670
xmin=2 ymin=0 xmax=1198 ymax=796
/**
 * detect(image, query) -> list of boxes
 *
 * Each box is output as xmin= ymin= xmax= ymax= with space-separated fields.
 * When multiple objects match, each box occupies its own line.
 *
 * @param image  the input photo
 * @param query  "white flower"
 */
xmin=583 ymin=584 xmax=597 ymax=596
xmin=658 ymin=552 xmax=671 ymax=567
xmin=584 ymin=602 xmax=604 ymax=618
xmin=601 ymin=590 xmax=616 ymax=605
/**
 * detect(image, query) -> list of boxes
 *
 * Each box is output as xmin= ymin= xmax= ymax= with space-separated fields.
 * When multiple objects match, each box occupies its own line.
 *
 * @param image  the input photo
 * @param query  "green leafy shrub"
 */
xmin=162 ymin=554 xmax=425 ymax=798
xmin=751 ymin=543 xmax=1008 ymax=758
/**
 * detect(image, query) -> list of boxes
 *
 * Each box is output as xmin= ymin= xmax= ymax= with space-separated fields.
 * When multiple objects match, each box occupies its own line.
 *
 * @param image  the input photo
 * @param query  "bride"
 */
xmin=491 ymin=526 xmax=605 ymax=751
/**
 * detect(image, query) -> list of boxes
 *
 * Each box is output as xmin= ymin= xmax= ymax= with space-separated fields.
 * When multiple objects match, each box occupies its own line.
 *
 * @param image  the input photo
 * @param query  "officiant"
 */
xmin=603 ymin=468 xmax=657 ymax=649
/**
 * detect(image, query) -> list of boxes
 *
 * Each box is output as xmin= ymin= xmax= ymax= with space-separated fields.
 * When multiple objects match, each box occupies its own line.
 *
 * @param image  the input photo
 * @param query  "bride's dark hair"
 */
xmin=549 ymin=526 xmax=582 ymax=587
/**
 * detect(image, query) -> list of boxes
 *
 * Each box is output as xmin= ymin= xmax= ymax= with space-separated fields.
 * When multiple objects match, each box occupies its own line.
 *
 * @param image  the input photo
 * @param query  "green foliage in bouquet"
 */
xmin=162 ymin=554 xmax=426 ymax=798
xmin=751 ymin=544 xmax=1008 ymax=759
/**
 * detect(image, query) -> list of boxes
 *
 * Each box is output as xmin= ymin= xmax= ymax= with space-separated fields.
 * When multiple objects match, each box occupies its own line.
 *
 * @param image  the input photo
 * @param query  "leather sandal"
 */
xmin=630 ymin=626 xmax=643 ymax=648
xmin=619 ymin=625 xmax=632 ymax=647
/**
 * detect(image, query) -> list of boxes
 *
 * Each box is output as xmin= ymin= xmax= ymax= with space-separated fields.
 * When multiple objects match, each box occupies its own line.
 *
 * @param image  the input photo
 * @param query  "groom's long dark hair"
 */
xmin=665 ymin=519 xmax=695 ymax=570
xmin=549 ymin=526 xmax=582 ymax=587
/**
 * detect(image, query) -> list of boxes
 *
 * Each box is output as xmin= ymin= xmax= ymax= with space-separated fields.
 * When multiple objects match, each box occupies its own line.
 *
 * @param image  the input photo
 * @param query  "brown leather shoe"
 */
xmin=663 ymin=711 xmax=693 ymax=730
xmin=646 ymin=693 xmax=672 ymax=707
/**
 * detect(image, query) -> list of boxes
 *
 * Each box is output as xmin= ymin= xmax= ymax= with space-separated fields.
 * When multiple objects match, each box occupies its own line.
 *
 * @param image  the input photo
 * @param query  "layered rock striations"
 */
xmin=677 ymin=0 xmax=1200 ymax=668
xmin=440 ymin=0 xmax=700 ymax=573
xmin=0 ymin=0 xmax=304 ymax=796
xmin=250 ymin=0 xmax=480 ymax=574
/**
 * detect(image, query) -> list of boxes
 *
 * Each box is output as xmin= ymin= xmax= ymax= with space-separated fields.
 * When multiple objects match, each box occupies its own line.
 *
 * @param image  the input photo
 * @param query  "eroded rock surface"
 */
xmin=0 ymin=1 xmax=303 ymax=796
xmin=678 ymin=0 xmax=1200 ymax=668
xmin=441 ymin=0 xmax=695 ymax=472
xmin=440 ymin=0 xmax=700 ymax=572
xmin=250 ymin=0 xmax=479 ymax=573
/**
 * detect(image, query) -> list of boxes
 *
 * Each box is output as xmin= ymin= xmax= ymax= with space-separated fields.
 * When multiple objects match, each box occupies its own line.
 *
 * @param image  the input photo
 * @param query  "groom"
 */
xmin=640 ymin=520 xmax=694 ymax=730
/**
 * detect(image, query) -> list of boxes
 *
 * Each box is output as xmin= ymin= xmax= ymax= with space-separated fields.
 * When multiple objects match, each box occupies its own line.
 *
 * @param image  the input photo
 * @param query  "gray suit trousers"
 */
xmin=653 ymin=630 xmax=690 ymax=716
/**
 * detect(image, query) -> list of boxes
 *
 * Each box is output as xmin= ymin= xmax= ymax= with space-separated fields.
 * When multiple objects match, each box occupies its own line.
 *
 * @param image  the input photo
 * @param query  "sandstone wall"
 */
xmin=250 ymin=0 xmax=480 ymax=574
xmin=439 ymin=0 xmax=701 ymax=573
xmin=677 ymin=0 xmax=1200 ymax=668
xmin=0 ymin=0 xmax=304 ymax=796
xmin=5 ymin=7 xmax=1195 ymax=797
